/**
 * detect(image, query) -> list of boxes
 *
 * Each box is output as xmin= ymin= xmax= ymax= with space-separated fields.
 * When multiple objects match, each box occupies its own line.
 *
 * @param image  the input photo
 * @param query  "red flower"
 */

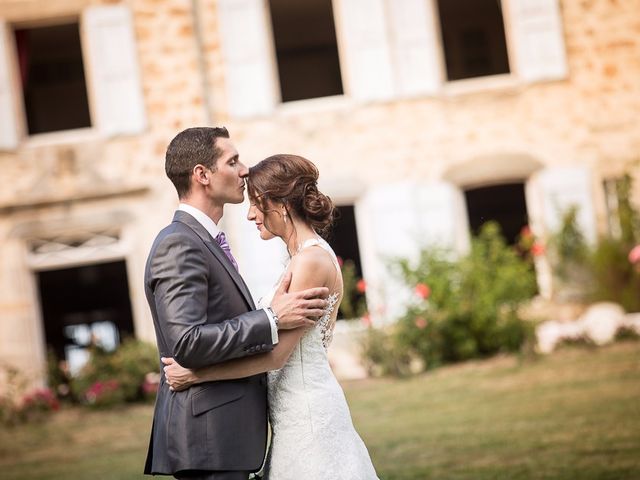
xmin=415 ymin=283 xmax=431 ymax=299
xmin=531 ymin=243 xmax=545 ymax=256
xmin=629 ymin=245 xmax=640 ymax=264
xmin=336 ymin=256 xmax=344 ymax=268
xmin=361 ymin=313 xmax=371 ymax=327
xmin=414 ymin=317 xmax=427 ymax=329
xmin=356 ymin=279 xmax=367 ymax=293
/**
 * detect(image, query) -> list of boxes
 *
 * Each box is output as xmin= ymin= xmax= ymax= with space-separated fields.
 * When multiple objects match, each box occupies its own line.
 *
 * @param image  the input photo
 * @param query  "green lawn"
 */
xmin=1 ymin=342 xmax=638 ymax=480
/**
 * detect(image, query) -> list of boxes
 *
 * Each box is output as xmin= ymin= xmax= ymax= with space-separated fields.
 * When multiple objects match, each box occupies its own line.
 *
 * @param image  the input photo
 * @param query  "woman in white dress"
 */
xmin=162 ymin=154 xmax=379 ymax=480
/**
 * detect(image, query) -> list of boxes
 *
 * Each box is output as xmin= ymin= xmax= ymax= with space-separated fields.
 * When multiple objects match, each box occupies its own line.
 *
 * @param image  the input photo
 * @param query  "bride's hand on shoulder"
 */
xmin=161 ymin=357 xmax=198 ymax=391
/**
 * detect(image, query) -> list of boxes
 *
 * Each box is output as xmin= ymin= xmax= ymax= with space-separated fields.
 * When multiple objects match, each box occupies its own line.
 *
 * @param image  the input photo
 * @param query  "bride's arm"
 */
xmin=163 ymin=252 xmax=330 ymax=391
xmin=163 ymin=327 xmax=305 ymax=389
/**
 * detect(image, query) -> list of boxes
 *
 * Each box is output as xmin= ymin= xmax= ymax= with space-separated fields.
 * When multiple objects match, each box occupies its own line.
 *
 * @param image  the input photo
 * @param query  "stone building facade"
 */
xmin=0 ymin=0 xmax=638 ymax=382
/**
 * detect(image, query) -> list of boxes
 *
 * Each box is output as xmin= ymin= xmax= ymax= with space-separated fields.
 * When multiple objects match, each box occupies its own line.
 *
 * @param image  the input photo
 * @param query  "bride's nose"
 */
xmin=247 ymin=203 xmax=256 ymax=220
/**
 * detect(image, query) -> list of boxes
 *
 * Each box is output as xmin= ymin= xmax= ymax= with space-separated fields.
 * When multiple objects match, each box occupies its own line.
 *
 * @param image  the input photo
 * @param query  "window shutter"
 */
xmin=362 ymin=182 xmax=467 ymax=319
xmin=415 ymin=181 xmax=469 ymax=252
xmin=221 ymin=202 xmax=287 ymax=301
xmin=537 ymin=166 xmax=597 ymax=244
xmin=335 ymin=0 xmax=394 ymax=101
xmin=509 ymin=0 xmax=568 ymax=82
xmin=217 ymin=0 xmax=277 ymax=117
xmin=83 ymin=5 xmax=146 ymax=136
xmin=0 ymin=21 xmax=19 ymax=150
xmin=388 ymin=0 xmax=441 ymax=96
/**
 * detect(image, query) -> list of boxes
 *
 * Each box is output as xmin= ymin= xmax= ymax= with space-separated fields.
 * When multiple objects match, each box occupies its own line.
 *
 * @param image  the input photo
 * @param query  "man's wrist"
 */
xmin=263 ymin=307 xmax=279 ymax=344
xmin=266 ymin=306 xmax=279 ymax=329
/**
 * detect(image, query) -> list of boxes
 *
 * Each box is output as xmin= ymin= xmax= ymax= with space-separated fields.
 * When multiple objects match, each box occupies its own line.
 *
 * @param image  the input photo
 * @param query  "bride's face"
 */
xmin=247 ymin=198 xmax=286 ymax=241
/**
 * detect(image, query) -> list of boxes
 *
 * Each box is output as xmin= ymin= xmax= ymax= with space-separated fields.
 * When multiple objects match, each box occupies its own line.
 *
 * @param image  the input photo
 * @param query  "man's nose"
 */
xmin=239 ymin=162 xmax=249 ymax=177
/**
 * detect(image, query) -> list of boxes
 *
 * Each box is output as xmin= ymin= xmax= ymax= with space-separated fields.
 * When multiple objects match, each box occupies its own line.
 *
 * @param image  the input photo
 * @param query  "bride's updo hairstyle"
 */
xmin=247 ymin=154 xmax=335 ymax=237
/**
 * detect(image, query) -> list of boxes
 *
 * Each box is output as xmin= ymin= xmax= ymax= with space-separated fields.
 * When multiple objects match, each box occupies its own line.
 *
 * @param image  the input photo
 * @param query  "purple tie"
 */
xmin=215 ymin=231 xmax=239 ymax=272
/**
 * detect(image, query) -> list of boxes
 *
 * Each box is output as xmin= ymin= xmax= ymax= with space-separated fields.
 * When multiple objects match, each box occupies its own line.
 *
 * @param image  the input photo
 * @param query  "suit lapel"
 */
xmin=173 ymin=211 xmax=256 ymax=309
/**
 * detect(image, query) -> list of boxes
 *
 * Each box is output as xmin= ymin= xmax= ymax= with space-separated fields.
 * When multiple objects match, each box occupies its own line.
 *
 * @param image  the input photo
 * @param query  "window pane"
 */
xmin=269 ymin=0 xmax=343 ymax=102
xmin=15 ymin=22 xmax=91 ymax=134
xmin=437 ymin=0 xmax=510 ymax=81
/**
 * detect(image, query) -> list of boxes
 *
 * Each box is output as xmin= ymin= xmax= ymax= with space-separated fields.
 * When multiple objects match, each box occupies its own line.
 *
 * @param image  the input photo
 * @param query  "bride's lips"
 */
xmin=256 ymin=223 xmax=262 ymax=231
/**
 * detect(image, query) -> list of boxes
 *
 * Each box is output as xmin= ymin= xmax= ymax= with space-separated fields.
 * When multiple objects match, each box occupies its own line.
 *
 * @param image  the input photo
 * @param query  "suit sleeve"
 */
xmin=149 ymin=231 xmax=274 ymax=369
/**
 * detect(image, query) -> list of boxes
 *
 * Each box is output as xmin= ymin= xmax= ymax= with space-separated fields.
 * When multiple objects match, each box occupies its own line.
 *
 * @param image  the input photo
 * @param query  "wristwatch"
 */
xmin=267 ymin=306 xmax=279 ymax=329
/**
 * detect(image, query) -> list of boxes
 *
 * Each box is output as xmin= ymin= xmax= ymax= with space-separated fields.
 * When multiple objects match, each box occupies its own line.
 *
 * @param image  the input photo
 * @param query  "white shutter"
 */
xmin=335 ymin=0 xmax=394 ymax=101
xmin=222 ymin=201 xmax=288 ymax=302
xmin=538 ymin=166 xmax=597 ymax=244
xmin=509 ymin=0 xmax=568 ymax=82
xmin=217 ymin=0 xmax=277 ymax=118
xmin=415 ymin=182 xmax=470 ymax=253
xmin=388 ymin=0 xmax=441 ymax=96
xmin=362 ymin=182 xmax=466 ymax=320
xmin=0 ymin=22 xmax=19 ymax=150
xmin=83 ymin=5 xmax=146 ymax=136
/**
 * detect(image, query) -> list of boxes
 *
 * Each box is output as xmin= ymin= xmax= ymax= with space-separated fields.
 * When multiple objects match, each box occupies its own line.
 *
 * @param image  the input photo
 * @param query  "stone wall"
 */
xmin=0 ymin=0 xmax=638 ymax=382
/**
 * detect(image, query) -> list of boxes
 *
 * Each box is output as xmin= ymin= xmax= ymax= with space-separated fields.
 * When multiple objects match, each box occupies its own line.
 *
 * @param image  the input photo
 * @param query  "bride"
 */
xmin=162 ymin=154 xmax=379 ymax=480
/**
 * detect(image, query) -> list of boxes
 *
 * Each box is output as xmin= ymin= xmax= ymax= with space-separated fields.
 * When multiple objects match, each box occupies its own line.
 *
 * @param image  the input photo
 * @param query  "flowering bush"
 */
xmin=338 ymin=258 xmax=368 ymax=319
xmin=83 ymin=379 xmax=125 ymax=408
xmin=19 ymin=387 xmax=60 ymax=421
xmin=0 ymin=365 xmax=59 ymax=426
xmin=547 ymin=206 xmax=593 ymax=302
xmin=547 ymin=174 xmax=640 ymax=312
xmin=362 ymin=222 xmax=537 ymax=375
xmin=72 ymin=338 xmax=158 ymax=408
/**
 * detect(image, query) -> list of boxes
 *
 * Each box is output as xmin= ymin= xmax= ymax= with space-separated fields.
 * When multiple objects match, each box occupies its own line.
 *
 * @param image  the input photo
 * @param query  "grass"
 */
xmin=0 ymin=342 xmax=638 ymax=479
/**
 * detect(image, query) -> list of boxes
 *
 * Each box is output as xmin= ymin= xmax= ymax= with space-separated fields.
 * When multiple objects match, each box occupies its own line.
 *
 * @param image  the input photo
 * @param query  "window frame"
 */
xmin=6 ymin=15 xmax=98 ymax=145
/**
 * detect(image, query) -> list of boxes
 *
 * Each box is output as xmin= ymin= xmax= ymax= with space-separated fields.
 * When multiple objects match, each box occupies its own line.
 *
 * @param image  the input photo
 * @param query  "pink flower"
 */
xmin=414 ymin=317 xmax=427 ymax=329
xmin=361 ymin=313 xmax=371 ymax=327
xmin=85 ymin=379 xmax=120 ymax=403
xmin=356 ymin=279 xmax=367 ymax=293
xmin=531 ymin=243 xmax=545 ymax=256
xmin=415 ymin=283 xmax=431 ymax=300
xmin=629 ymin=245 xmax=640 ymax=264
xmin=336 ymin=256 xmax=344 ymax=268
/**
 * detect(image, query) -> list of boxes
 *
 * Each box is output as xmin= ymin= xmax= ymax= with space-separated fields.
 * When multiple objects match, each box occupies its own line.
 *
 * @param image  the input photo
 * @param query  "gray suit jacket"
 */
xmin=144 ymin=211 xmax=274 ymax=475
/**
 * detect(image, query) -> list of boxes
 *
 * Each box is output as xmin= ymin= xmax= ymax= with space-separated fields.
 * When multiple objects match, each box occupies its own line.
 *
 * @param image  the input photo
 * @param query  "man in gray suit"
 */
xmin=143 ymin=127 xmax=328 ymax=479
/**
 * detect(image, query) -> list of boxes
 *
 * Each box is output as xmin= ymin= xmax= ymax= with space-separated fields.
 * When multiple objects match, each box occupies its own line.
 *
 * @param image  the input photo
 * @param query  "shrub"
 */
xmin=548 ymin=206 xmax=594 ymax=301
xmin=360 ymin=326 xmax=414 ymax=377
xmin=338 ymin=258 xmax=368 ymax=319
xmin=83 ymin=379 xmax=126 ymax=408
xmin=363 ymin=223 xmax=537 ymax=376
xmin=590 ymin=237 xmax=640 ymax=312
xmin=19 ymin=387 xmax=60 ymax=421
xmin=0 ymin=364 xmax=58 ymax=426
xmin=544 ymin=174 xmax=640 ymax=312
xmin=72 ymin=338 xmax=158 ymax=407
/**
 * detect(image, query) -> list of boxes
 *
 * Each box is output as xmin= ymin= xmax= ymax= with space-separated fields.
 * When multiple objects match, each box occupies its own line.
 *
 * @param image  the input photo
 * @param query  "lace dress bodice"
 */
xmin=258 ymin=237 xmax=379 ymax=480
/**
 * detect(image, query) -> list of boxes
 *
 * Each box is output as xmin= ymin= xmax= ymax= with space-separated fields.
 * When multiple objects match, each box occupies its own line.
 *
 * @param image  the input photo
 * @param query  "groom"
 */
xmin=143 ymin=127 xmax=328 ymax=480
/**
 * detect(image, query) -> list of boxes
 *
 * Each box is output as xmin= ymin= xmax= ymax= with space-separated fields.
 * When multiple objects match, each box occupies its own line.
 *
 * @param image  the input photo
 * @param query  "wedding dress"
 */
xmin=258 ymin=237 xmax=379 ymax=480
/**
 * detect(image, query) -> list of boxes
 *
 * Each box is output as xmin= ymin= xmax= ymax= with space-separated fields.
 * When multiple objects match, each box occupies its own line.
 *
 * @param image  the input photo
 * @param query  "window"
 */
xmin=14 ymin=22 xmax=91 ymax=134
xmin=37 ymin=261 xmax=135 ymax=376
xmin=437 ymin=0 xmax=510 ymax=81
xmin=465 ymin=183 xmax=528 ymax=245
xmin=269 ymin=0 xmax=343 ymax=102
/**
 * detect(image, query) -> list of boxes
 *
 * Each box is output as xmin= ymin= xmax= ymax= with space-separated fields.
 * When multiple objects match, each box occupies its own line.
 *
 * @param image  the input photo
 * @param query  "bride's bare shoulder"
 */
xmin=288 ymin=246 xmax=335 ymax=287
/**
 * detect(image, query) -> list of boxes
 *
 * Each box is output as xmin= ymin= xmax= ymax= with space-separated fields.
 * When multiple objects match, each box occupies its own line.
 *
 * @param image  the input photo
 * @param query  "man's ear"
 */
xmin=193 ymin=164 xmax=210 ymax=185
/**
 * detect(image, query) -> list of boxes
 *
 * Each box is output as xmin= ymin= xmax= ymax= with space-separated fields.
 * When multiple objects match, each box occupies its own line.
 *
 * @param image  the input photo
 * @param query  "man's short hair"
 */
xmin=165 ymin=127 xmax=230 ymax=198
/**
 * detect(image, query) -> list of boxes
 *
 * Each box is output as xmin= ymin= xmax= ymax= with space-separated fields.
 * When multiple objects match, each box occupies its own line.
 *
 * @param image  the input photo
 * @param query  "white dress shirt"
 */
xmin=178 ymin=203 xmax=279 ymax=345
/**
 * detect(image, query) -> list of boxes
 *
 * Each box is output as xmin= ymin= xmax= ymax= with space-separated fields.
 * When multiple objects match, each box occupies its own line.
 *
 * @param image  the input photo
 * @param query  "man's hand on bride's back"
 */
xmin=271 ymin=272 xmax=328 ymax=330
